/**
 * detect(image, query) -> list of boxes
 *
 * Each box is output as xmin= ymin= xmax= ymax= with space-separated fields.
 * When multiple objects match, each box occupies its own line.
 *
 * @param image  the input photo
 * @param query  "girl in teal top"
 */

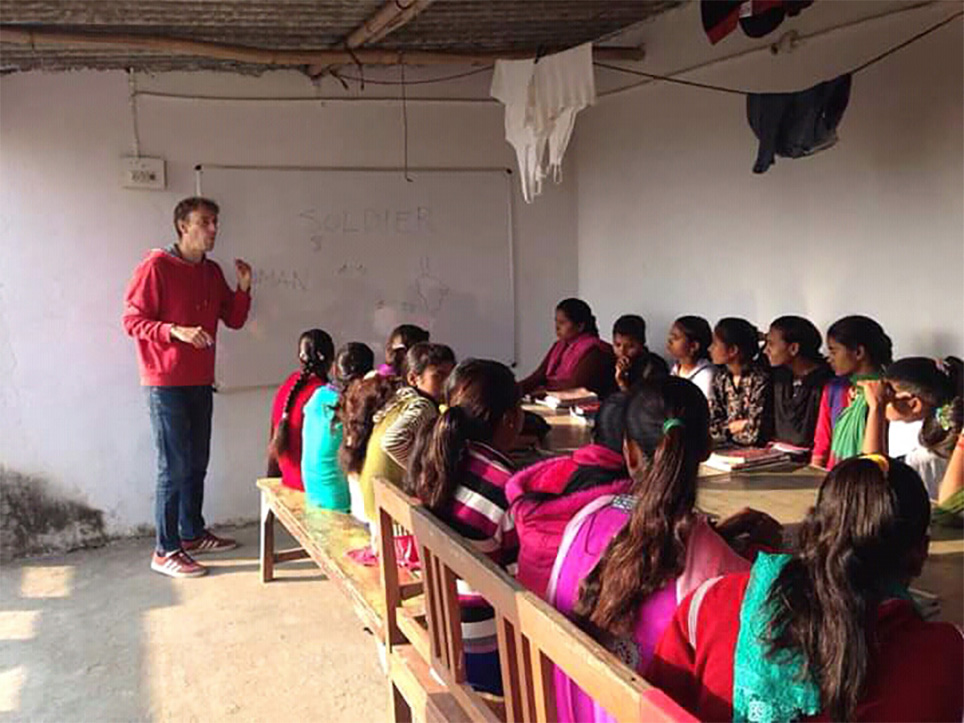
xmin=301 ymin=343 xmax=374 ymax=510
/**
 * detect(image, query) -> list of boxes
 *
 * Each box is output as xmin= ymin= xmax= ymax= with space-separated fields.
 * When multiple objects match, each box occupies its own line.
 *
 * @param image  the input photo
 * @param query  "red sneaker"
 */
xmin=181 ymin=530 xmax=238 ymax=555
xmin=151 ymin=550 xmax=207 ymax=578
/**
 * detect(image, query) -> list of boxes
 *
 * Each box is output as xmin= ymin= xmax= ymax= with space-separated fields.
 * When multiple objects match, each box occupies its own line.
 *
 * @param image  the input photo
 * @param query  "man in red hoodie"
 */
xmin=123 ymin=197 xmax=252 ymax=578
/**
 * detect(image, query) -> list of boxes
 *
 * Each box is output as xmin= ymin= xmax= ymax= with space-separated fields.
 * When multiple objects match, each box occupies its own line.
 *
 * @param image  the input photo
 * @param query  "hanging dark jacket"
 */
xmin=747 ymin=73 xmax=852 ymax=174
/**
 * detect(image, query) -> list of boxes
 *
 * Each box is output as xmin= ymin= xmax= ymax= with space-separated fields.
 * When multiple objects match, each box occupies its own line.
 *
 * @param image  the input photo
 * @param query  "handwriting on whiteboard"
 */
xmin=253 ymin=268 xmax=308 ymax=292
xmin=299 ymin=207 xmax=434 ymax=252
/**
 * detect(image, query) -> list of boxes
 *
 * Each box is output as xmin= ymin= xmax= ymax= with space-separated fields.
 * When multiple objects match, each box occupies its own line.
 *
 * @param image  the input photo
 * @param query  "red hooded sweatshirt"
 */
xmin=123 ymin=248 xmax=251 ymax=386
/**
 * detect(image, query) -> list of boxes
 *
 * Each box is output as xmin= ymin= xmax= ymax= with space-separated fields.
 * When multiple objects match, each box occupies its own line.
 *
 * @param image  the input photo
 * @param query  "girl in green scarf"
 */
xmin=647 ymin=456 xmax=963 ymax=722
xmin=816 ymin=315 xmax=893 ymax=468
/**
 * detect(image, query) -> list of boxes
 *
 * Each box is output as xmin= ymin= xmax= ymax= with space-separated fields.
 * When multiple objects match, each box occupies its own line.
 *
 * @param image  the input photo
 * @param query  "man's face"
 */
xmin=179 ymin=208 xmax=218 ymax=253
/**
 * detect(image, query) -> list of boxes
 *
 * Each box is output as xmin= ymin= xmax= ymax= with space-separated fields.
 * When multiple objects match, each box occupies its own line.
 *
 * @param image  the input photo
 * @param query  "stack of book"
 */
xmin=569 ymin=400 xmax=601 ymax=425
xmin=704 ymin=446 xmax=795 ymax=472
xmin=536 ymin=388 xmax=598 ymax=411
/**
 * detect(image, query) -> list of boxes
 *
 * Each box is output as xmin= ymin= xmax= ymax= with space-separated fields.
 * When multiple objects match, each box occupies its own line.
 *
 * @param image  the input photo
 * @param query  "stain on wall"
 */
xmin=0 ymin=467 xmax=107 ymax=561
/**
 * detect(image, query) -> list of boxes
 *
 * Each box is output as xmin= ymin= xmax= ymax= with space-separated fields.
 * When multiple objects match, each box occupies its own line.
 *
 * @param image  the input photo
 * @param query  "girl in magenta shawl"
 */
xmin=546 ymin=378 xmax=779 ymax=723
xmin=519 ymin=298 xmax=615 ymax=397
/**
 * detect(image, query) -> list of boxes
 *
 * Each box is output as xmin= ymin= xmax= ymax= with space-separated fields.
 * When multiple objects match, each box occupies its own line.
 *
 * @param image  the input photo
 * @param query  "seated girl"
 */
xmin=268 ymin=329 xmax=335 ymax=491
xmin=376 ymin=323 xmax=429 ymax=378
xmin=547 ymin=377 xmax=775 ymax=723
xmin=708 ymin=318 xmax=772 ymax=447
xmin=301 ymin=342 xmax=374 ymax=510
xmin=764 ymin=315 xmax=833 ymax=450
xmin=612 ymin=314 xmax=669 ymax=391
xmin=408 ymin=359 xmax=523 ymax=695
xmin=506 ymin=392 xmax=632 ymax=598
xmin=666 ymin=315 xmax=716 ymax=399
xmin=648 ymin=456 xmax=964 ymax=722
xmin=811 ymin=315 xmax=893 ymax=469
xmin=935 ymin=431 xmax=964 ymax=526
xmin=357 ymin=342 xmax=455 ymax=523
xmin=860 ymin=356 xmax=962 ymax=499
xmin=519 ymin=298 xmax=615 ymax=397
xmin=338 ymin=374 xmax=398 ymax=526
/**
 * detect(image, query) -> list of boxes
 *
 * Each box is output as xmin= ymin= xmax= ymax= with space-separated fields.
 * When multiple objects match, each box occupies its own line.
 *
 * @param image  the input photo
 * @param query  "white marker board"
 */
xmin=203 ymin=166 xmax=515 ymax=389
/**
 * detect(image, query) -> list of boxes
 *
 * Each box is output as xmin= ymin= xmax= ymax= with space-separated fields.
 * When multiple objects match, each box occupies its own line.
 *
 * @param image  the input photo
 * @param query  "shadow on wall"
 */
xmin=0 ymin=467 xmax=107 ymax=562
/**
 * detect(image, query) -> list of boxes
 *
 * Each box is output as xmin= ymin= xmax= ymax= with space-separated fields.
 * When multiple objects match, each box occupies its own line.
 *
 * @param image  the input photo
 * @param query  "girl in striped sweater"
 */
xmin=408 ymin=358 xmax=524 ymax=695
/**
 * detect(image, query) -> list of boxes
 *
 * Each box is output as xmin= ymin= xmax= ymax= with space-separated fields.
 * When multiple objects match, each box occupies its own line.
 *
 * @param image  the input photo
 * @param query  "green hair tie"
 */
xmin=663 ymin=418 xmax=685 ymax=434
xmin=936 ymin=403 xmax=955 ymax=432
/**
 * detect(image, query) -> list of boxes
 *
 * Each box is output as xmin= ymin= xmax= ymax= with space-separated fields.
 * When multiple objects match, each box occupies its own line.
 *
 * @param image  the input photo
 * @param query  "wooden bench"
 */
xmin=257 ymin=477 xmax=420 ymax=640
xmin=375 ymin=478 xmax=696 ymax=723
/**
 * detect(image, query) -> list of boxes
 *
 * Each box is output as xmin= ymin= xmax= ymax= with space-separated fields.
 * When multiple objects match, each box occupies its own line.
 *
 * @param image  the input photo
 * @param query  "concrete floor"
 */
xmin=0 ymin=525 xmax=387 ymax=722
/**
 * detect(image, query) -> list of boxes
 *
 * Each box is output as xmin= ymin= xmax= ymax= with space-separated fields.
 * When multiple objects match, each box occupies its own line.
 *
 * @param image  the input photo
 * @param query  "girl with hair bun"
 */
xmin=812 ymin=315 xmax=894 ymax=468
xmin=520 ymin=298 xmax=616 ymax=397
xmin=268 ymin=329 xmax=335 ymax=491
xmin=860 ymin=356 xmax=963 ymax=499
xmin=765 ymin=315 xmax=833 ymax=449
xmin=708 ymin=317 xmax=773 ymax=447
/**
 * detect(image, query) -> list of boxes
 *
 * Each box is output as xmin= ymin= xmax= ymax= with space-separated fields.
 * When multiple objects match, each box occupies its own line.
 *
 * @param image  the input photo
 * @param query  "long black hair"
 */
xmin=885 ymin=356 xmax=963 ymax=458
xmin=338 ymin=374 xmax=399 ymax=475
xmin=269 ymin=329 xmax=334 ymax=457
xmin=770 ymin=315 xmax=826 ymax=364
xmin=514 ymin=392 xmax=631 ymax=507
xmin=827 ymin=315 xmax=893 ymax=369
xmin=557 ymin=298 xmax=599 ymax=337
xmin=673 ymin=315 xmax=712 ymax=362
xmin=765 ymin=457 xmax=930 ymax=721
xmin=715 ymin=317 xmax=766 ymax=366
xmin=330 ymin=342 xmax=375 ymax=430
xmin=574 ymin=378 xmax=711 ymax=637
xmin=408 ymin=359 xmax=519 ymax=512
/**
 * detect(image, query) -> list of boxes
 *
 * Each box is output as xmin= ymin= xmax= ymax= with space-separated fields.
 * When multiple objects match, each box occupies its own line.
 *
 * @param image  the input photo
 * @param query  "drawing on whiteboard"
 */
xmin=415 ymin=256 xmax=449 ymax=314
xmin=337 ymin=263 xmax=367 ymax=277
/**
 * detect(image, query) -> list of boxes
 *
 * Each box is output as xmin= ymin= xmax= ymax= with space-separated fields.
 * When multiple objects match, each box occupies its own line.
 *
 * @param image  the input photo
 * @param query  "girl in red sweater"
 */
xmin=268 ymin=329 xmax=335 ymax=490
xmin=648 ymin=455 xmax=963 ymax=722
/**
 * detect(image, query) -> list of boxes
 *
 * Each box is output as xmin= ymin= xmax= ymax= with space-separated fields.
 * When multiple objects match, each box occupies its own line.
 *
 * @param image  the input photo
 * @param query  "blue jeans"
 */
xmin=147 ymin=386 xmax=213 ymax=553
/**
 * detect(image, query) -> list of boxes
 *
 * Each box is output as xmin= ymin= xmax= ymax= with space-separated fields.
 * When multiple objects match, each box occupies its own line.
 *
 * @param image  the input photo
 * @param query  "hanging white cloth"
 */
xmin=490 ymin=42 xmax=596 ymax=203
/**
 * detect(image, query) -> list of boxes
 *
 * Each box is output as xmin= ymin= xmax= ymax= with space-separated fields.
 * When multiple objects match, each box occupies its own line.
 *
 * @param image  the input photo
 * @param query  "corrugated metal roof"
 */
xmin=0 ymin=0 xmax=681 ymax=74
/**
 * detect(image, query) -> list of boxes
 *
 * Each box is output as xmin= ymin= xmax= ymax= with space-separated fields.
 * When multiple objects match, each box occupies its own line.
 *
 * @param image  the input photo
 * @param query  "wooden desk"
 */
xmin=696 ymin=466 xmax=964 ymax=626
xmin=521 ymin=403 xmax=593 ymax=452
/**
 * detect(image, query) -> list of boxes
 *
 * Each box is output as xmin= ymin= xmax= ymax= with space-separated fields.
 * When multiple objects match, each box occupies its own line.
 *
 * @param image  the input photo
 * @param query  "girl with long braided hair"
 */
xmin=268 ymin=329 xmax=335 ymax=490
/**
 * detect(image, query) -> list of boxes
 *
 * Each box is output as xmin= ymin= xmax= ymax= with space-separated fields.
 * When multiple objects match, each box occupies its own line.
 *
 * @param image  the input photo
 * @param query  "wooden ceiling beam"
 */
xmin=308 ymin=0 xmax=437 ymax=78
xmin=0 ymin=27 xmax=645 ymax=66
xmin=347 ymin=0 xmax=437 ymax=48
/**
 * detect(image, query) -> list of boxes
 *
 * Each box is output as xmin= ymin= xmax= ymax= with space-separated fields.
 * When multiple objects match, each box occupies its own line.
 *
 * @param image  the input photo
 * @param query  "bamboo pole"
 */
xmin=309 ymin=0 xmax=437 ymax=78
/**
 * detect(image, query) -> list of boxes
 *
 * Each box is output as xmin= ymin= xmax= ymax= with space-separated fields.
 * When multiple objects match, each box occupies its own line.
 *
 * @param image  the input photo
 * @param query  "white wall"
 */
xmin=576 ymin=3 xmax=964 ymax=357
xmin=0 ymin=70 xmax=577 ymax=537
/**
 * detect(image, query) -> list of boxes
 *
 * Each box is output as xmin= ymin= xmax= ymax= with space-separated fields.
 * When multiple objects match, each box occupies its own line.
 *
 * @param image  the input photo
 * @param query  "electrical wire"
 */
xmin=595 ymin=9 xmax=962 ymax=97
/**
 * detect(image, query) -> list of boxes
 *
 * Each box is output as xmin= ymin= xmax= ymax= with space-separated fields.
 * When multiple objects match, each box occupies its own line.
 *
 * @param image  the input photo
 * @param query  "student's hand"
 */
xmin=858 ymin=379 xmax=890 ymax=410
xmin=615 ymin=356 xmax=631 ymax=390
xmin=171 ymin=325 xmax=214 ymax=349
xmin=728 ymin=419 xmax=749 ymax=435
xmin=716 ymin=507 xmax=783 ymax=551
xmin=235 ymin=258 xmax=253 ymax=292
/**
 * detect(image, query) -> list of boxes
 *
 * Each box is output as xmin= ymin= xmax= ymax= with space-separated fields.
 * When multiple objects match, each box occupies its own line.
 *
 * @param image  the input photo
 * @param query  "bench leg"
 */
xmin=389 ymin=680 xmax=412 ymax=723
xmin=260 ymin=493 xmax=275 ymax=584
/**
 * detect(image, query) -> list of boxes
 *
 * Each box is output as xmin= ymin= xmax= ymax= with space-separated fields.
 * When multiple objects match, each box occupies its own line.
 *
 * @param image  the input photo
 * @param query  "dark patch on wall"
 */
xmin=0 ymin=467 xmax=107 ymax=561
